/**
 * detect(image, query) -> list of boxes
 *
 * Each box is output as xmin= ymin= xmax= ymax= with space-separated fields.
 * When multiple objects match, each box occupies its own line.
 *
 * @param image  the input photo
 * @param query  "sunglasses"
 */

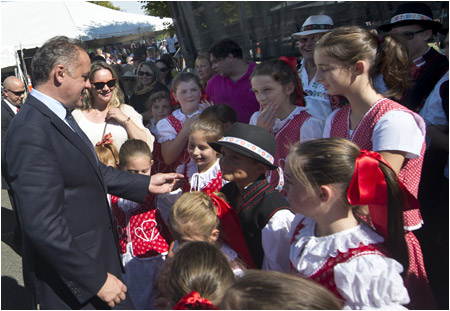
xmin=91 ymin=78 xmax=116 ymax=90
xmin=400 ymin=29 xmax=426 ymax=41
xmin=138 ymin=71 xmax=154 ymax=77
xmin=123 ymin=78 xmax=136 ymax=82
xmin=7 ymin=89 xmax=25 ymax=96
xmin=158 ymin=67 xmax=168 ymax=72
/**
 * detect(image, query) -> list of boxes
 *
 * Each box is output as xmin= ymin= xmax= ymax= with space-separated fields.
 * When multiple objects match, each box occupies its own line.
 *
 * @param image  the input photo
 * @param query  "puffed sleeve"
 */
xmin=334 ymin=255 xmax=410 ymax=309
xmin=300 ymin=116 xmax=324 ymax=142
xmin=122 ymin=104 xmax=155 ymax=151
xmin=156 ymin=117 xmax=177 ymax=143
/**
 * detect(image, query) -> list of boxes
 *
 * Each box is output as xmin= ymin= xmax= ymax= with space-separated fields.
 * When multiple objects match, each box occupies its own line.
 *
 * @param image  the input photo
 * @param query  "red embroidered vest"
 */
xmin=111 ymin=194 xmax=172 ymax=258
xmin=166 ymin=114 xmax=191 ymax=169
xmin=267 ymin=111 xmax=311 ymax=194
xmin=329 ymin=99 xmax=425 ymax=228
xmin=151 ymin=133 xmax=176 ymax=175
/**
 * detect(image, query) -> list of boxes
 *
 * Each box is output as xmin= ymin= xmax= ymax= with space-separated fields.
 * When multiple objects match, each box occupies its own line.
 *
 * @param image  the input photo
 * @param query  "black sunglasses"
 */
xmin=91 ymin=78 xmax=116 ymax=90
xmin=158 ymin=67 xmax=168 ymax=72
xmin=401 ymin=29 xmax=426 ymax=41
xmin=7 ymin=89 xmax=25 ymax=96
xmin=138 ymin=71 xmax=154 ymax=77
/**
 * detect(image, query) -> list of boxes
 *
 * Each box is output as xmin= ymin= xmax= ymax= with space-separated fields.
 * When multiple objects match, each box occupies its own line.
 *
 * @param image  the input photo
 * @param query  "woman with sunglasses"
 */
xmin=72 ymin=62 xmax=154 ymax=151
xmin=156 ymin=59 xmax=173 ymax=88
xmin=130 ymin=61 xmax=168 ymax=120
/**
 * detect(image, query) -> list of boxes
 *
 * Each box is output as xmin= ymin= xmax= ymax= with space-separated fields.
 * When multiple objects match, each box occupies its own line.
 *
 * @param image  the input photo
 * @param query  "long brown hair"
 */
xmin=315 ymin=26 xmax=412 ymax=100
xmin=287 ymin=138 xmax=409 ymax=274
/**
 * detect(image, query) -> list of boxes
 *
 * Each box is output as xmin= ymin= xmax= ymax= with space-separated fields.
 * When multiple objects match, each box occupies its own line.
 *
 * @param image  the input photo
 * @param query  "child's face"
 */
xmin=284 ymin=159 xmax=320 ymax=216
xmin=314 ymin=50 xmax=353 ymax=96
xmin=188 ymin=131 xmax=218 ymax=173
xmin=152 ymin=98 xmax=172 ymax=123
xmin=174 ymin=80 xmax=202 ymax=115
xmin=219 ymin=146 xmax=265 ymax=189
xmin=251 ymin=75 xmax=294 ymax=110
xmin=123 ymin=155 xmax=153 ymax=176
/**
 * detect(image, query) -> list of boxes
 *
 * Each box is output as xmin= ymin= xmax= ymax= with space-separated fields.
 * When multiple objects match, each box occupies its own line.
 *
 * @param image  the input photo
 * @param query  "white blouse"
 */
xmin=176 ymin=158 xmax=228 ymax=192
xmin=290 ymin=214 xmax=410 ymax=310
xmin=73 ymin=104 xmax=154 ymax=151
xmin=249 ymin=106 xmax=324 ymax=142
xmin=155 ymin=108 xmax=202 ymax=143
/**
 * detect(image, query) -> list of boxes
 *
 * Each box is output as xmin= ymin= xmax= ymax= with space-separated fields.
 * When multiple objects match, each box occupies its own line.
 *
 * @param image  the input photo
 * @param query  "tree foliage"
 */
xmin=88 ymin=1 xmax=120 ymax=11
xmin=141 ymin=1 xmax=171 ymax=18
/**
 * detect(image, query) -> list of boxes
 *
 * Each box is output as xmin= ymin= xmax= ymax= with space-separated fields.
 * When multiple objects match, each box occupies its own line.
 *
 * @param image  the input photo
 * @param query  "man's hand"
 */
xmin=149 ymin=173 xmax=184 ymax=194
xmin=97 ymin=273 xmax=127 ymax=308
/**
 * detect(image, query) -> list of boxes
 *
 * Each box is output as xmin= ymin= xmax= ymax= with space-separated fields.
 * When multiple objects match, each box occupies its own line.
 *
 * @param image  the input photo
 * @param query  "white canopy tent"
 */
xmin=1 ymin=1 xmax=172 ymax=69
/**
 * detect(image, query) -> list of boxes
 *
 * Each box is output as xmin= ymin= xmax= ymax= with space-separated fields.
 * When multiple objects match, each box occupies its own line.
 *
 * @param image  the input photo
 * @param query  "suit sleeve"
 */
xmin=5 ymin=121 xmax=109 ymax=303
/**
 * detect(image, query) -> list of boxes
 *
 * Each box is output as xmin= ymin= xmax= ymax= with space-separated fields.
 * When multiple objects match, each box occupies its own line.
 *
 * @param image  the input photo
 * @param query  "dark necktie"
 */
xmin=65 ymin=110 xmax=98 ymax=164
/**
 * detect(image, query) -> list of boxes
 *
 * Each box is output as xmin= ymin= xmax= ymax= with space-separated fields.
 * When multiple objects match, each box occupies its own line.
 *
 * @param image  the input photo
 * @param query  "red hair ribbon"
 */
xmin=279 ymin=56 xmax=304 ymax=107
xmin=173 ymin=291 xmax=218 ymax=310
xmin=95 ymin=133 xmax=114 ymax=146
xmin=170 ymin=85 xmax=209 ymax=107
xmin=347 ymin=150 xmax=420 ymax=243
xmin=205 ymin=190 xmax=256 ymax=269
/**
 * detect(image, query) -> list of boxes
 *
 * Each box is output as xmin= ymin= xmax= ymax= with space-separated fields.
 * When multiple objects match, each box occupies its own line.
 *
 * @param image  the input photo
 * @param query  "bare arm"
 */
xmin=378 ymin=150 xmax=406 ymax=175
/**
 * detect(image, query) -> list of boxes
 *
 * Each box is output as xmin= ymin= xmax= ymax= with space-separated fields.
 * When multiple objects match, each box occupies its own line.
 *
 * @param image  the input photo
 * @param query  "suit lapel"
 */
xmin=27 ymin=97 xmax=104 ymax=183
xmin=2 ymin=100 xmax=16 ymax=119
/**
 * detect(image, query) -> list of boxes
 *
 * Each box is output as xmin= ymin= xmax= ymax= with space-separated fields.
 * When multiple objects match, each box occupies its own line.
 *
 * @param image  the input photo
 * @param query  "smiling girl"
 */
xmin=73 ymin=62 xmax=153 ymax=151
xmin=250 ymin=59 xmax=323 ymax=194
xmin=316 ymin=26 xmax=433 ymax=309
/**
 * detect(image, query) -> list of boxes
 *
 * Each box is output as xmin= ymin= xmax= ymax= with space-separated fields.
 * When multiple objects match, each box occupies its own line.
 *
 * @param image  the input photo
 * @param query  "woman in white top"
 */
xmin=73 ymin=62 xmax=154 ymax=152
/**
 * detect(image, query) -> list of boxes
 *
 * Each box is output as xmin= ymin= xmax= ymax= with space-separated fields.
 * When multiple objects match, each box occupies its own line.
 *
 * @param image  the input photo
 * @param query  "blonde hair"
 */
xmin=168 ymin=191 xmax=220 ymax=242
xmin=221 ymin=270 xmax=342 ymax=310
xmin=118 ymin=139 xmax=152 ymax=168
xmin=169 ymin=241 xmax=235 ymax=307
xmin=287 ymin=138 xmax=409 ymax=274
xmin=190 ymin=118 xmax=225 ymax=143
xmin=81 ymin=62 xmax=124 ymax=110
xmin=315 ymin=26 xmax=412 ymax=100
xmin=95 ymin=143 xmax=119 ymax=168
xmin=134 ymin=61 xmax=162 ymax=95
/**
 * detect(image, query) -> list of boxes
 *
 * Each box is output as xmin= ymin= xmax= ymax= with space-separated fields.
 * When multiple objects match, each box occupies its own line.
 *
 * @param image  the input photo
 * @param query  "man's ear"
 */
xmin=226 ymin=53 xmax=234 ymax=61
xmin=422 ymin=29 xmax=433 ymax=42
xmin=54 ymin=65 xmax=65 ymax=85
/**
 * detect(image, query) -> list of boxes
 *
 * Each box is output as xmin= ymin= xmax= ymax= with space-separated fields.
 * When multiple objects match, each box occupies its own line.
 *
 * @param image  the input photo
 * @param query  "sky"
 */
xmin=111 ymin=1 xmax=146 ymax=15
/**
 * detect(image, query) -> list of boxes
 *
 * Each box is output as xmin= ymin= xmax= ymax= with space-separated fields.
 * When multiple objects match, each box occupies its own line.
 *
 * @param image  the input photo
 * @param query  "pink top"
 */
xmin=206 ymin=62 xmax=259 ymax=123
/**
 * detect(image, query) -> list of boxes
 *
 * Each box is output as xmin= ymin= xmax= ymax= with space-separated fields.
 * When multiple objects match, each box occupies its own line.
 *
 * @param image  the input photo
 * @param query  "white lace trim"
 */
xmin=221 ymin=243 xmax=238 ymax=262
xmin=272 ymin=106 xmax=308 ymax=134
xmin=156 ymin=108 xmax=202 ymax=143
xmin=187 ymin=159 xmax=225 ymax=191
xmin=290 ymin=215 xmax=384 ymax=276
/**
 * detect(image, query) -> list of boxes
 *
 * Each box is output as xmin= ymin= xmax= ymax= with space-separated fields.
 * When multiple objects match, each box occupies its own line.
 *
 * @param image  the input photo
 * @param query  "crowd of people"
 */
xmin=1 ymin=2 xmax=448 ymax=310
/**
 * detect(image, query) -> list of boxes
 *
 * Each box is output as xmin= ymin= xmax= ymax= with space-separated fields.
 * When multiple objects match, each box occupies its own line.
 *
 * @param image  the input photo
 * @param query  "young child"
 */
xmin=110 ymin=139 xmax=173 ymax=309
xmin=168 ymin=191 xmax=250 ymax=274
xmin=316 ymin=26 xmax=432 ymax=309
xmin=209 ymin=122 xmax=294 ymax=271
xmin=156 ymin=72 xmax=212 ymax=169
xmin=169 ymin=241 xmax=235 ymax=309
xmin=179 ymin=118 xmax=226 ymax=193
xmin=145 ymin=91 xmax=174 ymax=175
xmin=220 ymin=270 xmax=341 ymax=310
xmin=199 ymin=104 xmax=237 ymax=131
xmin=250 ymin=59 xmax=323 ymax=194
xmin=285 ymin=138 xmax=410 ymax=309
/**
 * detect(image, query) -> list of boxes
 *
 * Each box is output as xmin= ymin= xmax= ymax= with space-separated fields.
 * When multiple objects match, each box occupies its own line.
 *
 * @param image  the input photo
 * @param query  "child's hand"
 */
xmin=183 ymin=113 xmax=200 ymax=130
xmin=199 ymin=99 xmax=214 ymax=111
xmin=256 ymin=102 xmax=279 ymax=131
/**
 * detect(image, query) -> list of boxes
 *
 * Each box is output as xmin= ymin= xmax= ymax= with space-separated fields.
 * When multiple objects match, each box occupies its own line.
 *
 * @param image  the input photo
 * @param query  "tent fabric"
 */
xmin=1 ymin=1 xmax=172 ymax=68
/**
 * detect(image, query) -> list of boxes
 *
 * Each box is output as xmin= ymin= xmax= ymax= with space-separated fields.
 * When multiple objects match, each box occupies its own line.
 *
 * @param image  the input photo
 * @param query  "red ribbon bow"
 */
xmin=95 ymin=133 xmax=114 ymax=146
xmin=173 ymin=291 xmax=218 ymax=310
xmin=279 ymin=56 xmax=304 ymax=107
xmin=347 ymin=150 xmax=420 ymax=244
xmin=205 ymin=190 xmax=256 ymax=269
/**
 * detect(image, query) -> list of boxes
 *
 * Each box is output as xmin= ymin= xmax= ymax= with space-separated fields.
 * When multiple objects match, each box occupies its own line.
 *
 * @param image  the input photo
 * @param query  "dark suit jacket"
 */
xmin=3 ymin=94 xmax=150 ymax=309
xmin=2 ymin=99 xmax=16 ymax=190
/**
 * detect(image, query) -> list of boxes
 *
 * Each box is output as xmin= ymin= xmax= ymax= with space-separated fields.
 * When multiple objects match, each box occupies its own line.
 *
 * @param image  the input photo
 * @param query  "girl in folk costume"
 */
xmin=285 ymin=138 xmax=411 ymax=309
xmin=178 ymin=119 xmax=227 ymax=193
xmin=110 ymin=139 xmax=173 ymax=309
xmin=250 ymin=58 xmax=323 ymax=195
xmin=156 ymin=72 xmax=213 ymax=170
xmin=316 ymin=26 xmax=433 ymax=309
xmin=145 ymin=91 xmax=174 ymax=175
xmin=168 ymin=191 xmax=251 ymax=275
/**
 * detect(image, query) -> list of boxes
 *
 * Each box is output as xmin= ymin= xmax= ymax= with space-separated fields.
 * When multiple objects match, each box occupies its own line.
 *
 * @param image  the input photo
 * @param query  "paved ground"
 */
xmin=1 ymin=189 xmax=32 ymax=309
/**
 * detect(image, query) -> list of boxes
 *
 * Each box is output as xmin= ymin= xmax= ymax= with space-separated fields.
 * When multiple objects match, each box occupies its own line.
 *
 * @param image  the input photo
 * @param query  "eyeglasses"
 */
xmin=91 ymin=78 xmax=116 ymax=90
xmin=399 ymin=29 xmax=426 ymax=41
xmin=138 ymin=71 xmax=154 ymax=77
xmin=6 ymin=89 xmax=25 ymax=96
xmin=123 ymin=78 xmax=136 ymax=82
xmin=158 ymin=67 xmax=168 ymax=73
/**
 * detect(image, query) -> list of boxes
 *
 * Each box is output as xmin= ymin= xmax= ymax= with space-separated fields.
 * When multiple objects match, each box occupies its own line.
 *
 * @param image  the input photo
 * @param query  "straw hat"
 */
xmin=292 ymin=15 xmax=334 ymax=37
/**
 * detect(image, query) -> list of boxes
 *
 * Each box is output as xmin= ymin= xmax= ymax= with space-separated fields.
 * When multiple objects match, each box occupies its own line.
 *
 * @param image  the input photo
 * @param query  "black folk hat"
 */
xmin=379 ymin=2 xmax=443 ymax=33
xmin=209 ymin=122 xmax=278 ymax=170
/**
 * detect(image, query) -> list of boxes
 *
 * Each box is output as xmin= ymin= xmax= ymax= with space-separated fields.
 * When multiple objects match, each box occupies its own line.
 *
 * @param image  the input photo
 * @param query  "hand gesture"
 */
xmin=149 ymin=172 xmax=184 ymax=194
xmin=106 ymin=108 xmax=129 ymax=124
xmin=97 ymin=272 xmax=127 ymax=308
xmin=199 ymin=99 xmax=214 ymax=111
xmin=256 ymin=102 xmax=279 ymax=131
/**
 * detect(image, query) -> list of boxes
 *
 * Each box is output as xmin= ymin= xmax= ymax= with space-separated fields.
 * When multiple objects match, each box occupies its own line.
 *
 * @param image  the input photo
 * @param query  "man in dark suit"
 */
xmin=3 ymin=36 xmax=182 ymax=309
xmin=2 ymin=76 xmax=26 ymax=243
